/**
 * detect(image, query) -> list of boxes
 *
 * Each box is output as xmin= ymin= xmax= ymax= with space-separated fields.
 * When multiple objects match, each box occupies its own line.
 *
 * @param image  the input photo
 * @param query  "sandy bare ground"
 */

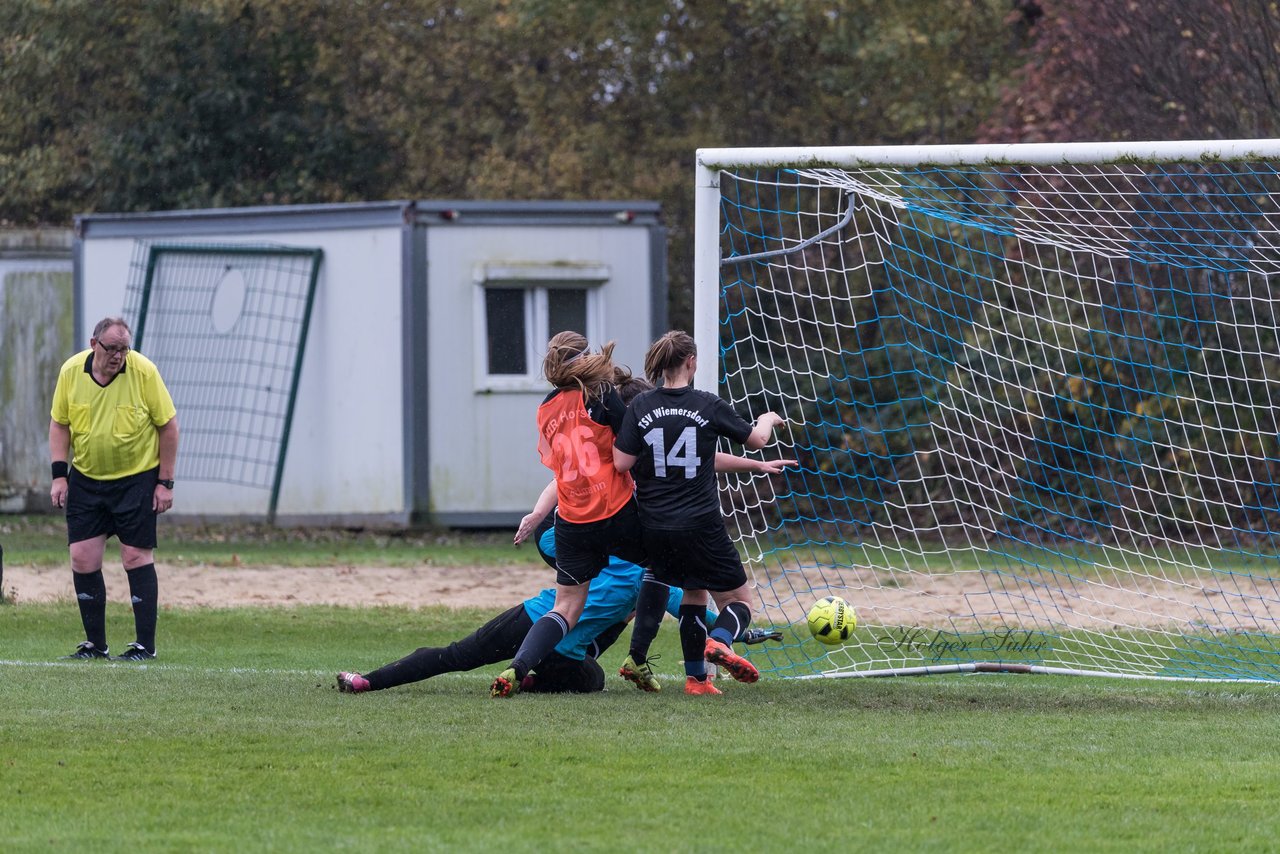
xmin=9 ymin=561 xmax=1279 ymax=634
xmin=3 ymin=564 xmax=552 ymax=609
xmin=750 ymin=565 xmax=1280 ymax=632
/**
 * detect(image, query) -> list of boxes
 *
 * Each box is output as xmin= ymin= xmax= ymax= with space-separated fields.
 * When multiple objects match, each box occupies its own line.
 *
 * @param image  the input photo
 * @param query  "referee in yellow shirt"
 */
xmin=49 ymin=316 xmax=179 ymax=661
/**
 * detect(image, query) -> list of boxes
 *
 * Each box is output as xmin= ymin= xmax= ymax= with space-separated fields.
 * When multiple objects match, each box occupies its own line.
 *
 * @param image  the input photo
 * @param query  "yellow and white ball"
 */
xmin=807 ymin=596 xmax=856 ymax=645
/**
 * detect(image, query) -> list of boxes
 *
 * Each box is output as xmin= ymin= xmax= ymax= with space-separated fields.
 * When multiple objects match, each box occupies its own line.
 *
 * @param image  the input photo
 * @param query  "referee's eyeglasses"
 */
xmin=96 ymin=342 xmax=130 ymax=356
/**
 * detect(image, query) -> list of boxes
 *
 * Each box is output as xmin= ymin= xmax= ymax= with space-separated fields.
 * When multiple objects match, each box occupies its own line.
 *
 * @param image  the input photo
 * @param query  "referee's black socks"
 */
xmin=73 ymin=569 xmax=108 ymax=651
xmin=126 ymin=563 xmax=159 ymax=654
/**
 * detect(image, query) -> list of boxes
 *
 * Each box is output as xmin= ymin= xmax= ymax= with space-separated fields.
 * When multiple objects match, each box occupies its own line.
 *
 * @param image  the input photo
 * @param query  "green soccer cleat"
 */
xmin=619 ymin=654 xmax=661 ymax=692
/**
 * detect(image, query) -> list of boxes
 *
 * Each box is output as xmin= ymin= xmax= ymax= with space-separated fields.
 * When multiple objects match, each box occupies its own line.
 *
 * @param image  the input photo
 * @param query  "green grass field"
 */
xmin=6 ymin=516 xmax=1280 ymax=850
xmin=5 ymin=599 xmax=1280 ymax=852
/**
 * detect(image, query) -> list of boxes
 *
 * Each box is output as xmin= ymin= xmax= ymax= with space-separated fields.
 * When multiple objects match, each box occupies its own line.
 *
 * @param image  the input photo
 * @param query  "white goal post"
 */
xmin=694 ymin=139 xmax=1280 ymax=682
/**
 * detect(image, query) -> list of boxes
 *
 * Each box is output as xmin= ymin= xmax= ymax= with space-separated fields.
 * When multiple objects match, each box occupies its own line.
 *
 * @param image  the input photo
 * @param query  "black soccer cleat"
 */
xmin=740 ymin=628 xmax=784 ymax=645
xmin=62 ymin=641 xmax=110 ymax=660
xmin=113 ymin=642 xmax=156 ymax=662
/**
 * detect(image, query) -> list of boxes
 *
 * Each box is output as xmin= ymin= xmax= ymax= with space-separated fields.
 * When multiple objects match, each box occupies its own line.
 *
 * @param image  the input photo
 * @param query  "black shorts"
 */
xmin=66 ymin=467 xmax=159 ymax=549
xmin=643 ymin=520 xmax=747 ymax=593
xmin=553 ymin=498 xmax=647 ymax=586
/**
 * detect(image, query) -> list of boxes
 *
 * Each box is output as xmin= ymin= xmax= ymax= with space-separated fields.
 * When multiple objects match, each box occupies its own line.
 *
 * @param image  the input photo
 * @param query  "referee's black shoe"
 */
xmin=113 ymin=642 xmax=156 ymax=662
xmin=62 ymin=641 xmax=110 ymax=660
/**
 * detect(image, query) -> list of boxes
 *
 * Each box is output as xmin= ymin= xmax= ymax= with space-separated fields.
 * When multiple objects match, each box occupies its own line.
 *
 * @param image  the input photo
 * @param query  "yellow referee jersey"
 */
xmin=50 ymin=349 xmax=177 ymax=481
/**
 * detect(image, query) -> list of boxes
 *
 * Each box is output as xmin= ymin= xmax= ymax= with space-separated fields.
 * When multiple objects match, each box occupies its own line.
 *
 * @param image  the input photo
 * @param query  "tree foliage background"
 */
xmin=707 ymin=0 xmax=1280 ymax=545
xmin=7 ymin=0 xmax=1280 ymax=540
xmin=7 ymin=0 xmax=1279 ymax=324
xmin=1 ymin=0 xmax=1031 ymax=325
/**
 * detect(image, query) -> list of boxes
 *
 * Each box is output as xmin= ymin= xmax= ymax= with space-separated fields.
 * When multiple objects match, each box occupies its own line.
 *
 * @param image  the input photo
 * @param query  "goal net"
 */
xmin=695 ymin=141 xmax=1280 ymax=682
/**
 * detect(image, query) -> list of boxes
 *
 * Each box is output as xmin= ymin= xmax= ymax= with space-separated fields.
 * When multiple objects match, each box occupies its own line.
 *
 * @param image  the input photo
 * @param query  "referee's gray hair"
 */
xmin=92 ymin=316 xmax=132 ymax=340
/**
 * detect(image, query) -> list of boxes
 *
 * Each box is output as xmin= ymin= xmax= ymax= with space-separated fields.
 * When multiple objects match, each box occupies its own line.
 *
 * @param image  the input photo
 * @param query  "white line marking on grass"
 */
xmin=0 ymin=660 xmax=561 ymax=681
xmin=0 ymin=659 xmax=691 ymax=683
xmin=0 ymin=659 xmax=333 ymax=677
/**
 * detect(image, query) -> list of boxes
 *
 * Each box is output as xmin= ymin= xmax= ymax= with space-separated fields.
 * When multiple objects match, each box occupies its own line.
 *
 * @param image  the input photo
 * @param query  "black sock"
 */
xmin=586 ymin=620 xmax=629 ymax=659
xmin=709 ymin=600 xmax=752 ymax=647
xmin=678 ymin=604 xmax=708 ymax=678
xmin=510 ymin=612 xmax=569 ymax=681
xmin=73 ymin=570 xmax=108 ymax=651
xmin=364 ymin=646 xmax=450 ymax=691
xmin=125 ymin=563 xmax=158 ymax=654
xmin=627 ymin=575 xmax=671 ymax=663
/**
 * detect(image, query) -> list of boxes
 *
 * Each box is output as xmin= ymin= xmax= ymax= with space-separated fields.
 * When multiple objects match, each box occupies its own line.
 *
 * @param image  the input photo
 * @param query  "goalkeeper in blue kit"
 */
xmin=336 ymin=519 xmax=705 ymax=694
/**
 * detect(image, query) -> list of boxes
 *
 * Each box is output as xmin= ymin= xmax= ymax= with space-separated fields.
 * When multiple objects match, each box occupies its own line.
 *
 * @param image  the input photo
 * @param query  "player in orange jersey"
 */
xmin=490 ymin=332 xmax=649 ymax=697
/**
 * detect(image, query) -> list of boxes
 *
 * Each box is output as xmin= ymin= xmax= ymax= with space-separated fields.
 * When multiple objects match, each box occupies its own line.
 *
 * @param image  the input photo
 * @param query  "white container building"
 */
xmin=74 ymin=200 xmax=666 ymax=526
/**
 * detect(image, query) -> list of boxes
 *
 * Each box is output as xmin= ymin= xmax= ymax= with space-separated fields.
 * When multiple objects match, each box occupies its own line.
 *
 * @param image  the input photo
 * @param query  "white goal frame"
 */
xmin=694 ymin=139 xmax=1280 ymax=682
xmin=694 ymin=139 xmax=1280 ymax=390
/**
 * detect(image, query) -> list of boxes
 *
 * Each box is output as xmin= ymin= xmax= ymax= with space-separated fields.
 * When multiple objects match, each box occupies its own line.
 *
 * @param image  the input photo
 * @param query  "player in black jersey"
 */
xmin=613 ymin=330 xmax=789 ymax=695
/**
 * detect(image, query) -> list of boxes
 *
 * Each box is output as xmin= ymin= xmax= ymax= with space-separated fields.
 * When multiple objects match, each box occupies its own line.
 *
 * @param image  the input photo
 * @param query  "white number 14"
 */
xmin=643 ymin=426 xmax=700 ymax=478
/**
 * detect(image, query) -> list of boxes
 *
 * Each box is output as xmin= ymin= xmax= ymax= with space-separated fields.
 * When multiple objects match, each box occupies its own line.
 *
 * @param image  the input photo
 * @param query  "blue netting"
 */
xmin=715 ymin=162 xmax=1280 ymax=682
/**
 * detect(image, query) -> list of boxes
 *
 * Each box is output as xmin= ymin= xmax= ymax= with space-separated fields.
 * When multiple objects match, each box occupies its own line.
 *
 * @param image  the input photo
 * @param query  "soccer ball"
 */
xmin=807 ymin=596 xmax=856 ymax=645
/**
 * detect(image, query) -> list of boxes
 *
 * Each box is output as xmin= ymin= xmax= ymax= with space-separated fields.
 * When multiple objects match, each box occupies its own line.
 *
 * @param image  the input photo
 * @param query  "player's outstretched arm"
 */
xmin=714 ymin=452 xmax=797 ymax=474
xmin=515 ymin=479 xmax=557 ymax=546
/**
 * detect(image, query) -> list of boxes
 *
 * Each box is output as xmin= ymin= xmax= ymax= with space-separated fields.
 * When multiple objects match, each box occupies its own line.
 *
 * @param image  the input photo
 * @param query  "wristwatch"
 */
xmin=158 ymin=479 xmax=175 ymax=489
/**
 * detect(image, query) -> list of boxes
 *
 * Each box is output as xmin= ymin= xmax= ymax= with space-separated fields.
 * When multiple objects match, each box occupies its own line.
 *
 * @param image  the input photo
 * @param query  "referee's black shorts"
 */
xmin=66 ymin=467 xmax=159 ymax=549
xmin=643 ymin=518 xmax=747 ymax=593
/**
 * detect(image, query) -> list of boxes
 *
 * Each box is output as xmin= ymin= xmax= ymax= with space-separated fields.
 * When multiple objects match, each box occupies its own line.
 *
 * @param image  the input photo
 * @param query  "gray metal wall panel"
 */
xmin=0 ymin=229 xmax=74 ymax=512
xmin=76 ymin=201 xmax=415 ymax=239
